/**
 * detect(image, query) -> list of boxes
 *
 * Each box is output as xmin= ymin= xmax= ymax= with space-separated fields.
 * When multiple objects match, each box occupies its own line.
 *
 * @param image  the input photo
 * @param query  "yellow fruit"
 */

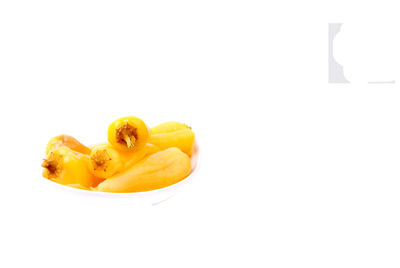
xmin=89 ymin=143 xmax=160 ymax=179
xmin=45 ymin=134 xmax=90 ymax=156
xmin=42 ymin=146 xmax=102 ymax=188
xmin=149 ymin=128 xmax=195 ymax=156
xmin=97 ymin=147 xmax=191 ymax=193
xmin=107 ymin=116 xmax=150 ymax=152
xmin=150 ymin=121 xmax=191 ymax=135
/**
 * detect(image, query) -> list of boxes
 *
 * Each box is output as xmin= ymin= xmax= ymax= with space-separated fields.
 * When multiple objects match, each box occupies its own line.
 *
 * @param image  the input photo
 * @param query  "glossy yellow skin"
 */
xmin=150 ymin=121 xmax=190 ymax=135
xmin=97 ymin=147 xmax=191 ymax=193
xmin=149 ymin=128 xmax=195 ymax=156
xmin=42 ymin=146 xmax=102 ymax=188
xmin=142 ymin=143 xmax=160 ymax=156
xmin=89 ymin=143 xmax=160 ymax=179
xmin=45 ymin=134 xmax=91 ymax=156
xmin=108 ymin=116 xmax=150 ymax=152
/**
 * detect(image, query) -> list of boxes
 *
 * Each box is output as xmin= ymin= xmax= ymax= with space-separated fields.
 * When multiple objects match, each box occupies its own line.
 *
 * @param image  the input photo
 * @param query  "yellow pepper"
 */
xmin=97 ymin=147 xmax=191 ymax=193
xmin=45 ymin=134 xmax=91 ymax=156
xmin=88 ymin=143 xmax=159 ymax=179
xmin=42 ymin=146 xmax=102 ymax=188
xmin=107 ymin=116 xmax=150 ymax=152
xmin=150 ymin=121 xmax=191 ymax=135
xmin=149 ymin=126 xmax=195 ymax=156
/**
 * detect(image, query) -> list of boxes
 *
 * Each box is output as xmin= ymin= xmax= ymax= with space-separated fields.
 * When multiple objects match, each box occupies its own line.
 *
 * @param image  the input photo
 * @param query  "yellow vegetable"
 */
xmin=45 ymin=134 xmax=91 ymax=156
xmin=42 ymin=146 xmax=102 ymax=188
xmin=108 ymin=116 xmax=150 ymax=152
xmin=97 ymin=147 xmax=191 ymax=193
xmin=150 ymin=121 xmax=191 ymax=135
xmin=89 ymin=143 xmax=160 ymax=179
xmin=149 ymin=128 xmax=195 ymax=156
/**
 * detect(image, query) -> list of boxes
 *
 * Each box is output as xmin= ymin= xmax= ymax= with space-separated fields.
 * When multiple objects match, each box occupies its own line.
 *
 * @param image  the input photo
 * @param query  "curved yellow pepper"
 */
xmin=107 ymin=116 xmax=150 ymax=152
xmin=42 ymin=146 xmax=102 ymax=188
xmin=88 ymin=143 xmax=159 ymax=179
xmin=45 ymin=134 xmax=91 ymax=156
xmin=97 ymin=147 xmax=191 ymax=193
xmin=149 ymin=128 xmax=195 ymax=156
xmin=150 ymin=121 xmax=191 ymax=135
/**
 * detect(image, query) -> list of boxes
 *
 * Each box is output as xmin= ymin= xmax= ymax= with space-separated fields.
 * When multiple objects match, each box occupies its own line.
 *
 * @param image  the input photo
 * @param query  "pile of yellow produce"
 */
xmin=42 ymin=116 xmax=195 ymax=193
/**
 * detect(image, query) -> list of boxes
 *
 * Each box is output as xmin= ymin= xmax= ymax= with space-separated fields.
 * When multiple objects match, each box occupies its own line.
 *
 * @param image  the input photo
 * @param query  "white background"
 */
xmin=1 ymin=1 xmax=400 ymax=267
